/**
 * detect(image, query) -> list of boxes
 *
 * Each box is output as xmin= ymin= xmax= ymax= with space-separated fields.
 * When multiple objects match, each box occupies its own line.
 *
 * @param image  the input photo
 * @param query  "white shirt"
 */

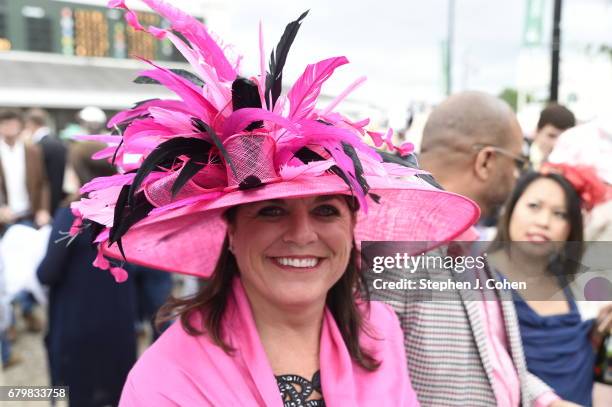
xmin=0 ymin=140 xmax=30 ymax=217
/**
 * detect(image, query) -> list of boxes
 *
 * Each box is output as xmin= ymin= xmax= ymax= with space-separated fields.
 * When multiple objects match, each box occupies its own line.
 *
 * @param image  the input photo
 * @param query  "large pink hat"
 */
xmin=72 ymin=0 xmax=479 ymax=281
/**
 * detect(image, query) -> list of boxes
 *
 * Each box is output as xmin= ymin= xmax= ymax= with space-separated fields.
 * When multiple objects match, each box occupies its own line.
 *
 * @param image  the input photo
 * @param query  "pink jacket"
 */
xmin=120 ymin=278 xmax=419 ymax=406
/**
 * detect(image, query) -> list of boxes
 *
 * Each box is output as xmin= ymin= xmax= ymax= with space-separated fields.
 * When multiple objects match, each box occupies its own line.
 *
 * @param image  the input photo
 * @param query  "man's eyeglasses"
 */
xmin=472 ymin=144 xmax=530 ymax=173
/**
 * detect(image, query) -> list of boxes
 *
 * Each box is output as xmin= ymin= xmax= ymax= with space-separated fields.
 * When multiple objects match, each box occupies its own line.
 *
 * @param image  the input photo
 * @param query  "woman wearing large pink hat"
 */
xmin=71 ymin=1 xmax=479 ymax=405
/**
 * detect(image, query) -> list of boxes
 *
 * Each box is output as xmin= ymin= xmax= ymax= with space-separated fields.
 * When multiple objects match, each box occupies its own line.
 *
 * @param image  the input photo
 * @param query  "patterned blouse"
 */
xmin=276 ymin=370 xmax=325 ymax=407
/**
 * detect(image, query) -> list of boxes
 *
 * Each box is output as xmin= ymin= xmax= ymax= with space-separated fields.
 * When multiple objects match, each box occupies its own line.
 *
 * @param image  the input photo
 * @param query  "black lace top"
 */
xmin=276 ymin=370 xmax=325 ymax=407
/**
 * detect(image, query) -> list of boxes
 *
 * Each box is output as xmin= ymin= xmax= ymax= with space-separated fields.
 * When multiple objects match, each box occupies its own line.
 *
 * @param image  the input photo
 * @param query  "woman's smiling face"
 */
xmin=228 ymin=195 xmax=355 ymax=310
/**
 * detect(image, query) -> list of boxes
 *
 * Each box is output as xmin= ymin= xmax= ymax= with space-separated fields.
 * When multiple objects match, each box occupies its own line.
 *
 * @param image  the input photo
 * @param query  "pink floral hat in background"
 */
xmin=71 ymin=0 xmax=480 ymax=281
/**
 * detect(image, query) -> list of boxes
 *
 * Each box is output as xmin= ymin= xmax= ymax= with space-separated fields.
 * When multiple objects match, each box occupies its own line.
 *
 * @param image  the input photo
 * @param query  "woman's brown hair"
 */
xmin=157 ymin=198 xmax=381 ymax=371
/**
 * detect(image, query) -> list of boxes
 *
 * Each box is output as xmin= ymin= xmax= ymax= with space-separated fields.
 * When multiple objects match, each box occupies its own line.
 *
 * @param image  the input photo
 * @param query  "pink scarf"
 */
xmin=120 ymin=278 xmax=419 ymax=406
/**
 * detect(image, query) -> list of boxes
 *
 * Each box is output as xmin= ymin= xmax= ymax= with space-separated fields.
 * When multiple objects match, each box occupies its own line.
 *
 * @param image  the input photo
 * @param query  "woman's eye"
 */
xmin=527 ymin=202 xmax=540 ymax=210
xmin=553 ymin=211 xmax=568 ymax=219
xmin=257 ymin=206 xmax=285 ymax=217
xmin=313 ymin=204 xmax=340 ymax=217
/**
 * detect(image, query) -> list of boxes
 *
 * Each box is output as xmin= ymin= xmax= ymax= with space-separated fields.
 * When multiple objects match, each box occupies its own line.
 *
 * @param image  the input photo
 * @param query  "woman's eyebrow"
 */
xmin=314 ymin=195 xmax=341 ymax=203
xmin=255 ymin=199 xmax=285 ymax=205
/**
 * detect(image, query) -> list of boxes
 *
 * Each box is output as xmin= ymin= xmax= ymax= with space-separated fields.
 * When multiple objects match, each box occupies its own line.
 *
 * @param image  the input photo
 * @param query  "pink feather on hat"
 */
xmin=73 ymin=1 xmax=480 ymax=279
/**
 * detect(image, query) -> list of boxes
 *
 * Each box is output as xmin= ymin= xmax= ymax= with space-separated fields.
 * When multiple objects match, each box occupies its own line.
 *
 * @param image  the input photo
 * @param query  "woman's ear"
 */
xmin=227 ymin=231 xmax=235 ymax=253
xmin=226 ymin=221 xmax=236 ymax=252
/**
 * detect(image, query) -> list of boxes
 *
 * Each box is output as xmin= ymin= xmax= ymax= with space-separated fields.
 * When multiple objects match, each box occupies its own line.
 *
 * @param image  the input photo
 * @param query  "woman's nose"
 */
xmin=534 ymin=209 xmax=552 ymax=228
xmin=282 ymin=212 xmax=317 ymax=245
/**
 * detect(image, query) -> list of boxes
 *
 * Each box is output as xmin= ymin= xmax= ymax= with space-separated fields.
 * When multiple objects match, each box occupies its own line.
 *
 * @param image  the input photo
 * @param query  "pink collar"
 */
xmin=120 ymin=277 xmax=419 ymax=406
xmin=222 ymin=277 xmax=418 ymax=406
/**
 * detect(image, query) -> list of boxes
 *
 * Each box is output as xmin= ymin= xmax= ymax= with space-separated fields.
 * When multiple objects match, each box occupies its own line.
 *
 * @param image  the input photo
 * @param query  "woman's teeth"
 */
xmin=275 ymin=257 xmax=319 ymax=268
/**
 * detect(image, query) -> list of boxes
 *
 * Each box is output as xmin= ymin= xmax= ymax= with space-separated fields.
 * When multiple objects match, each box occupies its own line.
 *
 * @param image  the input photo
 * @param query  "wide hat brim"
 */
xmin=101 ymin=175 xmax=479 ymax=277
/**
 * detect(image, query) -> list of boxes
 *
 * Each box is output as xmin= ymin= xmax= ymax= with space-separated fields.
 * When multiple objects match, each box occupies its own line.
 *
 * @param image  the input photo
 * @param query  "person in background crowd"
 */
xmin=548 ymin=115 xmax=612 ymax=242
xmin=548 ymin=124 xmax=612 ymax=405
xmin=0 ymin=108 xmax=51 ymax=229
xmin=392 ymin=91 xmax=573 ymax=406
xmin=129 ymin=264 xmax=173 ymax=343
xmin=490 ymin=166 xmax=611 ymax=406
xmin=77 ymin=106 xmax=107 ymax=135
xmin=0 ymin=108 xmax=50 ymax=338
xmin=59 ymin=106 xmax=108 ymax=141
xmin=24 ymin=108 xmax=67 ymax=217
xmin=37 ymin=141 xmax=137 ymax=407
xmin=419 ymin=91 xmax=528 ymax=239
xmin=0 ymin=240 xmax=18 ymax=369
xmin=529 ymin=104 xmax=576 ymax=170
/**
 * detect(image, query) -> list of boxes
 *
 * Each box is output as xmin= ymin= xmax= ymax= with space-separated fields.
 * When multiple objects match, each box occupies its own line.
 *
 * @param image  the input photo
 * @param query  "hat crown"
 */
xmin=224 ymin=133 xmax=277 ymax=189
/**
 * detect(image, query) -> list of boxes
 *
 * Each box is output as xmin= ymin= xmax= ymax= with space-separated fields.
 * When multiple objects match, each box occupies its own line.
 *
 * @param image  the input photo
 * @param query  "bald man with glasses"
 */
xmin=419 ymin=91 xmax=528 ymax=225
xmin=385 ymin=92 xmax=573 ymax=406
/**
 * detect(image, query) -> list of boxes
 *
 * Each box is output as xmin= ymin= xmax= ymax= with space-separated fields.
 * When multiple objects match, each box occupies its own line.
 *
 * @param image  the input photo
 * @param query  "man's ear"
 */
xmin=473 ymin=147 xmax=494 ymax=181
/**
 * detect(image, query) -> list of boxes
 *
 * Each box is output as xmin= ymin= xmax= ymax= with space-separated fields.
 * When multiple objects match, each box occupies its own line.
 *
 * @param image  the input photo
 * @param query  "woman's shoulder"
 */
xmin=120 ymin=320 xmax=213 ymax=405
xmin=362 ymin=300 xmax=401 ymax=327
xmin=125 ymin=311 xmax=238 ymax=382
xmin=129 ymin=322 xmax=193 ymax=372
xmin=125 ymin=319 xmax=209 ymax=385
xmin=120 ymin=313 xmax=258 ymax=406
xmin=359 ymin=301 xmax=403 ymax=342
